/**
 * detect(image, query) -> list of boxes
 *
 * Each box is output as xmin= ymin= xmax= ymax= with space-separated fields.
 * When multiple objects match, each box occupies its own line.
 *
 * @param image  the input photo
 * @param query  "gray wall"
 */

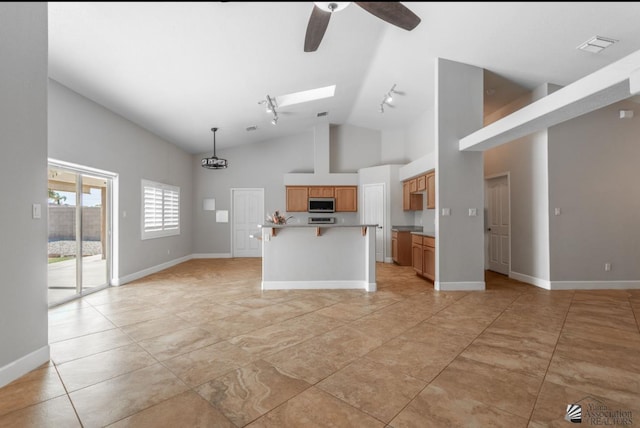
xmin=484 ymin=131 xmax=550 ymax=282
xmin=330 ymin=124 xmax=382 ymax=172
xmin=0 ymin=2 xmax=49 ymax=384
xmin=48 ymin=79 xmax=194 ymax=280
xmin=548 ymin=99 xmax=640 ymax=282
xmin=484 ymin=84 xmax=553 ymax=283
xmin=192 ymin=132 xmax=315 ymax=255
xmin=435 ymin=58 xmax=485 ymax=289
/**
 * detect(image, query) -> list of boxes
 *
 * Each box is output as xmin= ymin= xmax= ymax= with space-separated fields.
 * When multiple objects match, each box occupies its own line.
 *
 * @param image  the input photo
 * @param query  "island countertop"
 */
xmin=260 ymin=223 xmax=378 ymax=229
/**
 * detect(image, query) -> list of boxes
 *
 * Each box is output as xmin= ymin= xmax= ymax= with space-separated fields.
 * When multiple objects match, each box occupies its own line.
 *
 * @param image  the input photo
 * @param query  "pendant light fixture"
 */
xmin=201 ymin=127 xmax=228 ymax=169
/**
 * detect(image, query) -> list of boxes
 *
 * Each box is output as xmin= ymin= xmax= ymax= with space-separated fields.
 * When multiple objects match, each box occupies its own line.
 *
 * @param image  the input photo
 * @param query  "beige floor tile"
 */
xmin=103 ymin=306 xmax=172 ymax=328
xmin=389 ymin=383 xmax=529 ymax=428
xmin=137 ymin=326 xmax=221 ymax=361
xmin=247 ymin=387 xmax=385 ymax=428
xmin=56 ymin=343 xmax=158 ymax=392
xmin=0 ymin=365 xmax=67 ymax=417
xmin=29 ymin=259 xmax=640 ymax=428
xmin=430 ymin=356 xmax=542 ymax=418
xmin=317 ymin=358 xmax=426 ymax=423
xmin=546 ymin=353 xmax=640 ymax=410
xmin=107 ymin=391 xmax=234 ymax=428
xmin=174 ymin=303 xmax=244 ymax=324
xmin=70 ymin=363 xmax=188 ymax=428
xmin=264 ymin=326 xmax=383 ymax=384
xmin=162 ymin=340 xmax=256 ymax=387
xmin=196 ymin=360 xmax=312 ymax=427
xmin=555 ymin=332 xmax=640 ymax=372
xmin=364 ymin=336 xmax=466 ymax=383
xmin=50 ymin=327 xmax=134 ymax=364
xmin=0 ymin=395 xmax=80 ymax=427
xmin=530 ymin=380 xmax=639 ymax=427
xmin=119 ymin=314 xmax=193 ymax=342
xmin=460 ymin=332 xmax=553 ymax=379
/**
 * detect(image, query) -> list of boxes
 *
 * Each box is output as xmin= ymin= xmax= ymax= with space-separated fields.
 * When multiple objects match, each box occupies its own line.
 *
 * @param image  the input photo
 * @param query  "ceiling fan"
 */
xmin=304 ymin=2 xmax=421 ymax=52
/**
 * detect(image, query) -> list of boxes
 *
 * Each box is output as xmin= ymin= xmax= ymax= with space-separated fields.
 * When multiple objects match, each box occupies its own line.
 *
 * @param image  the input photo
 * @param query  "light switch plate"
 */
xmin=442 ymin=208 xmax=451 ymax=216
xmin=32 ymin=203 xmax=41 ymax=219
xmin=554 ymin=208 xmax=561 ymax=216
xmin=469 ymin=208 xmax=477 ymax=217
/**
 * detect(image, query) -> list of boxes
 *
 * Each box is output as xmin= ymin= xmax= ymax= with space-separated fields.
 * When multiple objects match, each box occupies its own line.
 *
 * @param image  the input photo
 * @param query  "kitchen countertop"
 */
xmin=411 ymin=231 xmax=436 ymax=238
xmin=391 ymin=226 xmax=423 ymax=232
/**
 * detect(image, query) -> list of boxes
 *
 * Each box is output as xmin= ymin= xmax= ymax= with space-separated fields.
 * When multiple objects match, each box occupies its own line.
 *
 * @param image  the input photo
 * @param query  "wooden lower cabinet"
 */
xmin=412 ymin=234 xmax=435 ymax=282
xmin=392 ymin=230 xmax=412 ymax=266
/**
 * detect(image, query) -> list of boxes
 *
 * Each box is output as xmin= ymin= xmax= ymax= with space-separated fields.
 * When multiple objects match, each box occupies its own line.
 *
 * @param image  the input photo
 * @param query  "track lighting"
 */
xmin=259 ymin=95 xmax=279 ymax=125
xmin=379 ymin=83 xmax=400 ymax=113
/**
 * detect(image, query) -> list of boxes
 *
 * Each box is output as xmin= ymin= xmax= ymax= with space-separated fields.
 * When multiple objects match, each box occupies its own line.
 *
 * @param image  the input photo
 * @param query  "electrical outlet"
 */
xmin=604 ymin=263 xmax=611 ymax=271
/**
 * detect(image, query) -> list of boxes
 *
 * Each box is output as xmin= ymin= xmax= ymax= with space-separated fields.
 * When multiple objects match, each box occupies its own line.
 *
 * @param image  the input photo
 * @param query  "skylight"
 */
xmin=275 ymin=85 xmax=336 ymax=108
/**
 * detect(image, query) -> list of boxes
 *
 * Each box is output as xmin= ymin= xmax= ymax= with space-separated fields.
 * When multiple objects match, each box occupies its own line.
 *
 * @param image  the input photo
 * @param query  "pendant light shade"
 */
xmin=201 ymin=127 xmax=228 ymax=169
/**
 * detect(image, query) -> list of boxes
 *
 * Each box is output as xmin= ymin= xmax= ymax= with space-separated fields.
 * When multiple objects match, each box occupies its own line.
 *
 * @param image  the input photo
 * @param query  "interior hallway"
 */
xmin=1 ymin=259 xmax=639 ymax=427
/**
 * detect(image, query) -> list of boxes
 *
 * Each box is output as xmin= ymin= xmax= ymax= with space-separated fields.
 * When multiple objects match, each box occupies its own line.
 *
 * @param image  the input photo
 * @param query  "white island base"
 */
xmin=261 ymin=224 xmax=377 ymax=292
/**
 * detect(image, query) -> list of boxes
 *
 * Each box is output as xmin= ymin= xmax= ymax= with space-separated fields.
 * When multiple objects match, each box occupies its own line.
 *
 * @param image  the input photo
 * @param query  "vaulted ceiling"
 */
xmin=48 ymin=2 xmax=640 ymax=154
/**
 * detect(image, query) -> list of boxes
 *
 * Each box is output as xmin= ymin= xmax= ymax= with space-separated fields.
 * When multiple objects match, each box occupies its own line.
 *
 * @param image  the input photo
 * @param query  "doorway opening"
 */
xmin=47 ymin=160 xmax=115 ymax=306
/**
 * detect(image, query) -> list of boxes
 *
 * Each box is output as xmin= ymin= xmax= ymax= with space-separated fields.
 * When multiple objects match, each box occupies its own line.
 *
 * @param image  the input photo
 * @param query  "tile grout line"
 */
xmin=51 ymin=361 xmax=85 ymax=427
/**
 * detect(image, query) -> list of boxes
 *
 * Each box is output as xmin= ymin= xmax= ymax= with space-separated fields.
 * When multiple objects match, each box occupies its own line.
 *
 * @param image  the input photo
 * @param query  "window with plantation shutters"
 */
xmin=141 ymin=179 xmax=180 ymax=239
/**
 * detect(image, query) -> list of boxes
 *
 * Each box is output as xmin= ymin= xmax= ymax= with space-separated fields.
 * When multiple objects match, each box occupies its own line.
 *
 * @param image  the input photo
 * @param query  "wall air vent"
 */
xmin=577 ymin=36 xmax=618 ymax=53
xmin=317 ymin=111 xmax=328 ymax=117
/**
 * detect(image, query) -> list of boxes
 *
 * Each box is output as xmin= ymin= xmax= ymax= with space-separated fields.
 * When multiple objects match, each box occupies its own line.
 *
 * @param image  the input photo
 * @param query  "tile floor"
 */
xmin=1 ymin=258 xmax=640 ymax=427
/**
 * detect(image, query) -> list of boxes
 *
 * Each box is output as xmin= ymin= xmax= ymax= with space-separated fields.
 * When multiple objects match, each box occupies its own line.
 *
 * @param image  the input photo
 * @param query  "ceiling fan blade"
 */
xmin=355 ymin=2 xmax=421 ymax=31
xmin=304 ymin=5 xmax=331 ymax=52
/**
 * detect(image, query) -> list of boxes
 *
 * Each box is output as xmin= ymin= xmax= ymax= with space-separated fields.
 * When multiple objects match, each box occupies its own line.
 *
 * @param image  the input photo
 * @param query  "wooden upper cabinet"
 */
xmin=286 ymin=186 xmax=308 ymax=212
xmin=417 ymin=175 xmax=427 ymax=192
xmin=403 ymin=180 xmax=423 ymax=211
xmin=335 ymin=186 xmax=357 ymax=212
xmin=409 ymin=178 xmax=418 ymax=193
xmin=308 ymin=186 xmax=334 ymax=198
xmin=426 ymin=172 xmax=435 ymax=209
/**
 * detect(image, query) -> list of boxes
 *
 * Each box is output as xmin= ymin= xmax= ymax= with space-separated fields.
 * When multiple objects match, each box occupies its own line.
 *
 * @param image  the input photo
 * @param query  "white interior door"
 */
xmin=362 ymin=183 xmax=385 ymax=262
xmin=486 ymin=175 xmax=510 ymax=275
xmin=232 ymin=188 xmax=264 ymax=257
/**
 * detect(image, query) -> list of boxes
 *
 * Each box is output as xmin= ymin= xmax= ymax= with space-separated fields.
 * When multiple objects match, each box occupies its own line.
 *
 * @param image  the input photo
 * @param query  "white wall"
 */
xmin=330 ymin=124 xmax=381 ymax=172
xmin=48 ymin=80 xmax=194 ymax=282
xmin=0 ymin=2 xmax=49 ymax=387
xmin=548 ymin=99 xmax=640 ymax=283
xmin=435 ymin=58 xmax=485 ymax=290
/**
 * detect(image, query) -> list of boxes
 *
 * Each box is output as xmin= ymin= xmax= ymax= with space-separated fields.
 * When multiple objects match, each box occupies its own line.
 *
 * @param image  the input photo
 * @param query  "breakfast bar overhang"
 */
xmin=260 ymin=224 xmax=377 ymax=292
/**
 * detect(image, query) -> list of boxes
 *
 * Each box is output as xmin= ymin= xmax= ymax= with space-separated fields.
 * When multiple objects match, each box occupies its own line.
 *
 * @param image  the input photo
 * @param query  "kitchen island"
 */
xmin=260 ymin=224 xmax=377 ymax=292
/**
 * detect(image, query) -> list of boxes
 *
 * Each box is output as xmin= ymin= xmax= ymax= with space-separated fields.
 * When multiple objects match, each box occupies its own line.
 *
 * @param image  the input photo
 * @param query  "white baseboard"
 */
xmin=510 ymin=271 xmax=551 ymax=290
xmin=113 ymin=255 xmax=192 ymax=286
xmin=384 ymin=257 xmax=393 ymax=264
xmin=0 ymin=345 xmax=50 ymax=388
xmin=434 ymin=281 xmax=485 ymax=291
xmin=192 ymin=253 xmax=232 ymax=259
xmin=549 ymin=280 xmax=640 ymax=290
xmin=262 ymin=280 xmax=373 ymax=291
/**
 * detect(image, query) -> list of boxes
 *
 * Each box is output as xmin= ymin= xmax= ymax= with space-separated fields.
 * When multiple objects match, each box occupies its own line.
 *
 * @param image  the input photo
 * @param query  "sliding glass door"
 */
xmin=47 ymin=162 xmax=112 ymax=306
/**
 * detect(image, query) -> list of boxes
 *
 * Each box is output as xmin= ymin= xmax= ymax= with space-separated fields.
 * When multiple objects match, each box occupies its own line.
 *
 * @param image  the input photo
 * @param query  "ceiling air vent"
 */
xmin=246 ymin=125 xmax=258 ymax=132
xmin=317 ymin=111 xmax=328 ymax=117
xmin=577 ymin=36 xmax=618 ymax=53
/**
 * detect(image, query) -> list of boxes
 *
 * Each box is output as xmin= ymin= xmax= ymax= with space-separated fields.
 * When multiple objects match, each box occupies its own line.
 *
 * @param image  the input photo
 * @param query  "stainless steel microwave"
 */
xmin=308 ymin=197 xmax=335 ymax=213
